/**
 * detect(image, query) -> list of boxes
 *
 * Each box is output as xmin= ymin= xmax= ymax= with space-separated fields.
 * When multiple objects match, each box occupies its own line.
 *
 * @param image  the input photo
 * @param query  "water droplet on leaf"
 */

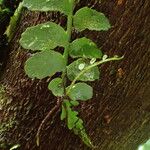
xmin=78 ymin=63 xmax=85 ymax=70
xmin=102 ymin=54 xmax=108 ymax=61
xmin=90 ymin=58 xmax=96 ymax=64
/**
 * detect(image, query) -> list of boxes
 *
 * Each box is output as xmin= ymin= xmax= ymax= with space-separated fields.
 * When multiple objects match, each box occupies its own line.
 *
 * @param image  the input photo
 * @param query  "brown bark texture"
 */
xmin=0 ymin=0 xmax=150 ymax=150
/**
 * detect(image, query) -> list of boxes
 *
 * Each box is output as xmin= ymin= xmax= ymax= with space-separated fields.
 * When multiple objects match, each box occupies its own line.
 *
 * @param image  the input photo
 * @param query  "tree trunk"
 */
xmin=0 ymin=0 xmax=150 ymax=150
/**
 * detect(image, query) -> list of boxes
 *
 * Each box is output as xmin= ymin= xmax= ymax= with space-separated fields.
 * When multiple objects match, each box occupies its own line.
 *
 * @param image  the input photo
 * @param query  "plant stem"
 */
xmin=62 ymin=0 xmax=74 ymax=88
xmin=6 ymin=2 xmax=23 ymax=42
xmin=36 ymin=97 xmax=61 ymax=146
xmin=66 ymin=56 xmax=124 ymax=95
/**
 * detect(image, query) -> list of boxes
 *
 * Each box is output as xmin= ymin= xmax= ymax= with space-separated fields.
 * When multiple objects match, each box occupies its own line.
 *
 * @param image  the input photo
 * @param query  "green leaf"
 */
xmin=80 ymin=129 xmax=94 ymax=148
xmin=138 ymin=139 xmax=150 ymax=150
xmin=23 ymin=0 xmax=72 ymax=15
xmin=70 ymin=100 xmax=80 ymax=106
xmin=68 ymin=83 xmax=93 ymax=101
xmin=0 ymin=0 xmax=3 ymax=5
xmin=25 ymin=50 xmax=66 ymax=79
xmin=67 ymin=110 xmax=79 ymax=130
xmin=74 ymin=119 xmax=84 ymax=131
xmin=69 ymin=37 xmax=102 ymax=59
xmin=20 ymin=22 xmax=68 ymax=51
xmin=63 ymin=100 xmax=94 ymax=148
xmin=60 ymin=104 xmax=66 ymax=120
xmin=67 ymin=58 xmax=100 ymax=81
xmin=73 ymin=119 xmax=94 ymax=148
xmin=48 ymin=78 xmax=64 ymax=96
xmin=73 ymin=7 xmax=111 ymax=31
xmin=64 ymin=100 xmax=79 ymax=129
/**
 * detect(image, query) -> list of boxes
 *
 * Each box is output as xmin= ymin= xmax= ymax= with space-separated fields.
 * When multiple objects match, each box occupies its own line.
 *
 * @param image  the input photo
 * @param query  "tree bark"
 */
xmin=0 ymin=0 xmax=150 ymax=150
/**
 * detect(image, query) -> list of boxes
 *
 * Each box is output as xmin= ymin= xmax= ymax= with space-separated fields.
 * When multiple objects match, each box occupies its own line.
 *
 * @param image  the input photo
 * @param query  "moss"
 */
xmin=0 ymin=84 xmax=17 ymax=149
xmin=0 ymin=84 xmax=8 ymax=109
xmin=5 ymin=2 xmax=23 ymax=41
xmin=0 ymin=117 xmax=16 ymax=133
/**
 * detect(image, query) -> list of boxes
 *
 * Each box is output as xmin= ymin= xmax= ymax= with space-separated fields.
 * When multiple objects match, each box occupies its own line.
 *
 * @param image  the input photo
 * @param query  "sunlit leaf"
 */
xmin=0 ymin=0 xmax=3 ymax=5
xmin=138 ymin=139 xmax=150 ymax=150
xmin=20 ymin=22 xmax=68 ymax=51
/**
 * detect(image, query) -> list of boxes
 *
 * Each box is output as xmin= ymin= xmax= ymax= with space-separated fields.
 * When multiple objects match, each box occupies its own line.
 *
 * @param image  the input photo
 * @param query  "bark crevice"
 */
xmin=0 ymin=0 xmax=150 ymax=150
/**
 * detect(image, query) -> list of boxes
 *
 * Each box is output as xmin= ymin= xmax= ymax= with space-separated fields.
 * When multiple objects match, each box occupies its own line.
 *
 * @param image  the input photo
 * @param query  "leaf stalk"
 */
xmin=66 ymin=56 xmax=124 ymax=95
xmin=62 ymin=0 xmax=74 ymax=89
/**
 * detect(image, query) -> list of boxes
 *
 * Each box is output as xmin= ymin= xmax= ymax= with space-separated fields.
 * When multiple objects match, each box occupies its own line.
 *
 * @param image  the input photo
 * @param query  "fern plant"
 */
xmin=20 ymin=0 xmax=123 ymax=148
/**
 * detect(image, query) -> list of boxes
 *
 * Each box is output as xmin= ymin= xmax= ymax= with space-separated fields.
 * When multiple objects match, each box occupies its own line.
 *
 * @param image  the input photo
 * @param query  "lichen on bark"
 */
xmin=0 ymin=84 xmax=18 ymax=149
xmin=0 ymin=0 xmax=150 ymax=150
